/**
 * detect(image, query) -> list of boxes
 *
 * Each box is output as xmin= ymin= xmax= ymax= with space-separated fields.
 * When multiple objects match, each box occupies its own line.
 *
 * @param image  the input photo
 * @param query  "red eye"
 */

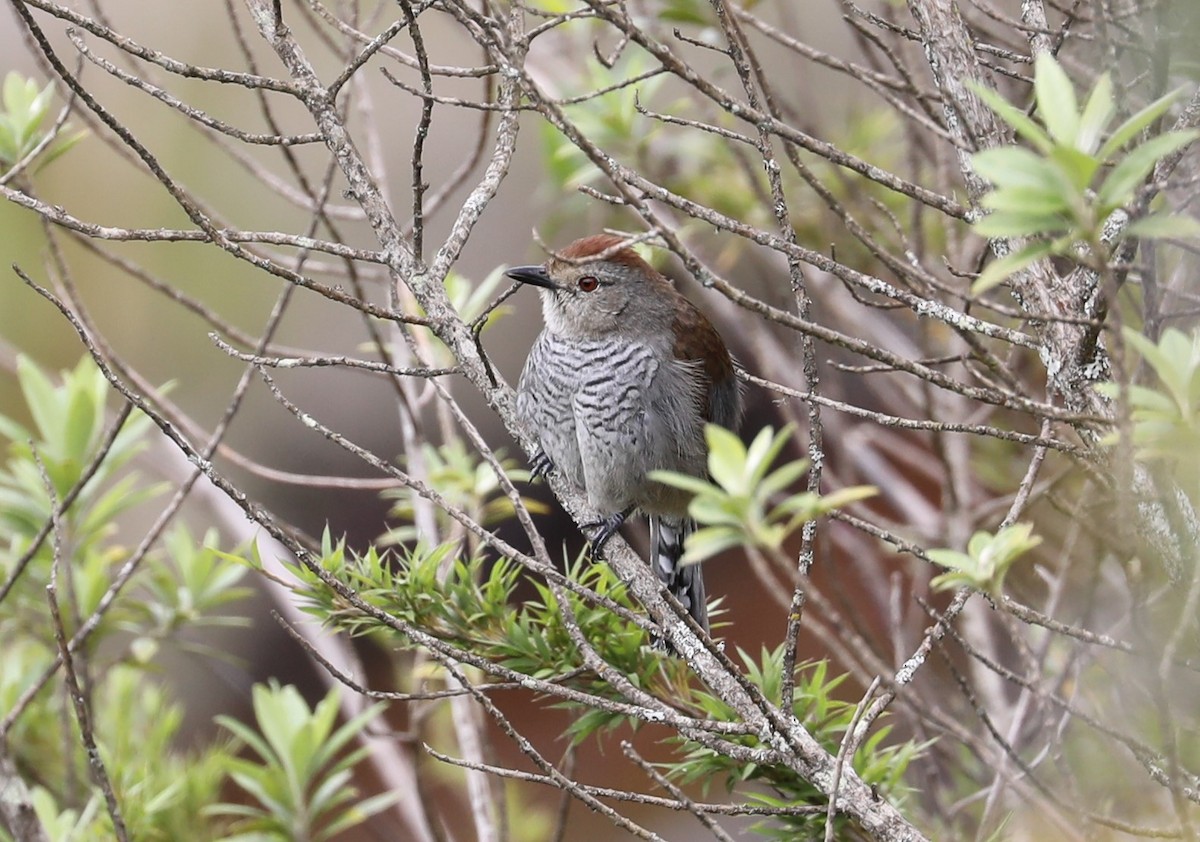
xmin=577 ymin=276 xmax=599 ymax=292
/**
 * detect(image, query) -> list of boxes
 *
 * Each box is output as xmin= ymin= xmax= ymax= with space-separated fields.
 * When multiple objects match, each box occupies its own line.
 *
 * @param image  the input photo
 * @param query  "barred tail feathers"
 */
xmin=649 ymin=515 xmax=708 ymax=635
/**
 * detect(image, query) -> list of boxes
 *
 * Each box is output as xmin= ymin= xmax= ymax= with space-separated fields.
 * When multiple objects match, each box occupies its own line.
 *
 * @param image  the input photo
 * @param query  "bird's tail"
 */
xmin=649 ymin=515 xmax=708 ymax=637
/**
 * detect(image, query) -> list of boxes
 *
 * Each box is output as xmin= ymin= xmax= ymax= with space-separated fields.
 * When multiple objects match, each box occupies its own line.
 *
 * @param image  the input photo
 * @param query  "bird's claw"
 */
xmin=529 ymin=448 xmax=555 ymax=482
xmin=584 ymin=508 xmax=633 ymax=558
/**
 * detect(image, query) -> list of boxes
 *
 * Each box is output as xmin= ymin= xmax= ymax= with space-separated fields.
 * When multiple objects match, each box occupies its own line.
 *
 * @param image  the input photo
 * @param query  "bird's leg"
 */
xmin=529 ymin=447 xmax=556 ymax=482
xmin=583 ymin=507 xmax=634 ymax=558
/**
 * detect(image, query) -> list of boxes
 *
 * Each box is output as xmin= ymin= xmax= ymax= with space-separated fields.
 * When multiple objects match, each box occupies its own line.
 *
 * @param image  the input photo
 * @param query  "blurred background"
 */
xmin=4 ymin=0 xmax=1199 ymax=839
xmin=1 ymin=5 xmax=867 ymax=838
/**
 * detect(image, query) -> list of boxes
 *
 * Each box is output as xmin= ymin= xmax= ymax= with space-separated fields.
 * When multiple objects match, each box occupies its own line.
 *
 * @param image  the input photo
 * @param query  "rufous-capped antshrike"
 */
xmin=508 ymin=234 xmax=741 ymax=637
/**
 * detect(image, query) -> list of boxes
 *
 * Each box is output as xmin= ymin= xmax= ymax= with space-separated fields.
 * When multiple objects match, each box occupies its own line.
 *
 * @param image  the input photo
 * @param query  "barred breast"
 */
xmin=517 ymin=331 xmax=706 ymax=517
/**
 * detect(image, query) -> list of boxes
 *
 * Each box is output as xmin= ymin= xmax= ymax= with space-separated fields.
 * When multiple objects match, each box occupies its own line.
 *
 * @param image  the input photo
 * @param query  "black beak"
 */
xmin=505 ymin=264 xmax=556 ymax=290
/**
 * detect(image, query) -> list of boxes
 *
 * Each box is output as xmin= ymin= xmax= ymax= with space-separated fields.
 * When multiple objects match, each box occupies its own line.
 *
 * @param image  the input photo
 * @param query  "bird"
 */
xmin=507 ymin=233 xmax=741 ymax=639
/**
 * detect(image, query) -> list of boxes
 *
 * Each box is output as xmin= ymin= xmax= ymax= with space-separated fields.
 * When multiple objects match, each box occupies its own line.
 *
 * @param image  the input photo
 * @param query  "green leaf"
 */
xmin=16 ymin=355 xmax=62 ymax=446
xmin=972 ymin=241 xmax=1055 ymax=294
xmin=2 ymin=73 xmax=28 ymax=112
xmin=658 ymin=0 xmax=714 ymax=25
xmin=322 ymin=791 xmax=403 ymax=837
xmin=227 ymin=770 xmax=286 ymax=817
xmin=34 ymin=127 xmax=88 ymax=172
xmin=24 ymin=85 xmax=53 ymax=139
xmin=648 ymin=470 xmax=715 ymax=496
xmin=319 ymin=701 xmax=386 ymax=768
xmin=929 ymin=524 xmax=1042 ymax=593
xmin=755 ymin=458 xmax=810 ymax=499
xmin=1149 ymin=328 xmax=1195 ymax=371
xmin=215 ymin=716 xmax=276 ymax=768
xmin=743 ymin=423 xmax=793 ymax=489
xmin=813 ymin=485 xmax=878 ymax=511
xmin=525 ymin=0 xmax=574 ymax=10
xmin=1097 ymin=130 xmax=1200 ymax=208
xmin=1033 ymin=53 xmax=1079 ymax=146
xmin=681 ymin=526 xmax=744 ymax=565
xmin=63 ymin=382 xmax=98 ymax=467
xmin=214 ymin=680 xmax=392 ymax=841
xmin=705 ymin=424 xmax=747 ymax=492
xmin=966 ymin=529 xmax=994 ymax=560
xmin=1077 ymin=72 xmax=1115 ymax=154
xmin=1127 ymin=384 xmax=1178 ymax=415
xmin=0 ymin=75 xmax=76 ymax=170
xmin=1124 ymin=213 xmax=1200 ymax=240
xmin=1049 ymin=145 xmax=1100 ymax=191
xmin=1097 ymin=87 xmax=1187 ymax=161
xmin=689 ymin=494 xmax=742 ymax=526
xmin=971 ymin=146 xmax=1065 ymax=191
xmin=0 ymin=411 xmax=30 ymax=445
xmin=980 ymin=185 xmax=1072 ymax=216
xmin=308 ymin=769 xmax=355 ymax=818
xmin=969 ymin=82 xmax=1053 ymax=153
xmin=973 ymin=210 xmax=1070 ymax=238
xmin=927 ymin=549 xmax=972 ymax=572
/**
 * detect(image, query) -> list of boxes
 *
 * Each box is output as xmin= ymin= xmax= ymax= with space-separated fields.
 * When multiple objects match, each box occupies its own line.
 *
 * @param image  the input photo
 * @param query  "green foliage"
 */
xmin=540 ymin=50 xmax=669 ymax=191
xmin=258 ymin=532 xmax=921 ymax=837
xmin=285 ymin=533 xmax=658 ymax=702
xmin=446 ymin=266 xmax=512 ymax=328
xmin=96 ymin=668 xmax=234 ymax=841
xmin=970 ymin=54 xmax=1200 ymax=292
xmin=209 ymin=682 xmax=399 ymax=841
xmin=0 ymin=356 xmax=157 ymax=650
xmin=122 ymin=525 xmax=253 ymax=662
xmin=674 ymin=647 xmax=922 ymax=839
xmin=0 ymin=356 xmax=252 ymax=841
xmin=1098 ymin=327 xmax=1200 ymax=494
xmin=7 ymin=789 xmax=102 ymax=842
xmin=381 ymin=439 xmax=545 ymax=546
xmin=656 ymin=0 xmax=716 ymax=25
xmin=290 ymin=532 xmax=521 ymax=643
xmin=533 ymin=16 xmax=925 ymax=265
xmin=413 ymin=266 xmax=514 ymax=364
xmin=0 ymin=72 xmax=86 ymax=174
xmin=927 ymin=523 xmax=1043 ymax=594
xmin=525 ymin=0 xmax=717 ymax=23
xmin=0 ymin=356 xmax=158 ymax=549
xmin=523 ymin=0 xmax=580 ymax=13
xmin=1 ymin=661 xmax=237 ymax=841
xmin=0 ymin=358 xmax=251 ymax=648
xmin=652 ymin=424 xmax=876 ymax=564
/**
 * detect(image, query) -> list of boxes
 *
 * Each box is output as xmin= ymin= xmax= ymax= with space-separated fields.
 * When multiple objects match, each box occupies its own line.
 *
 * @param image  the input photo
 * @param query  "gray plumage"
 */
xmin=509 ymin=235 xmax=741 ymax=639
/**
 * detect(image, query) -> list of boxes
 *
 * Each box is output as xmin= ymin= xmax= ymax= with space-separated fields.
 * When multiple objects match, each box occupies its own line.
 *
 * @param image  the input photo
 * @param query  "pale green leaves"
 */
xmin=970 ymin=54 xmax=1200 ymax=293
xmin=0 ymin=72 xmax=86 ymax=174
xmin=1033 ymin=54 xmax=1079 ymax=147
xmin=0 ymin=356 xmax=252 ymax=841
xmin=928 ymin=523 xmax=1042 ymax=595
xmin=1098 ymin=328 xmax=1200 ymax=480
xmin=25 ymin=787 xmax=104 ymax=841
xmin=209 ymin=682 xmax=399 ymax=841
xmin=410 ymin=267 xmax=515 ymax=365
xmin=0 ymin=356 xmax=158 ymax=558
xmin=650 ymin=425 xmax=875 ymax=565
xmin=380 ymin=440 xmax=545 ymax=546
xmin=540 ymin=51 xmax=667 ymax=190
xmin=129 ymin=525 xmax=252 ymax=660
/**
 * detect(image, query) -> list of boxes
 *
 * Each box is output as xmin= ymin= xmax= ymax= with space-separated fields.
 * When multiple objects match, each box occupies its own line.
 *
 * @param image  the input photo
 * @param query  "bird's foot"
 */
xmin=583 ymin=507 xmax=634 ymax=558
xmin=529 ymin=448 xmax=555 ymax=482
